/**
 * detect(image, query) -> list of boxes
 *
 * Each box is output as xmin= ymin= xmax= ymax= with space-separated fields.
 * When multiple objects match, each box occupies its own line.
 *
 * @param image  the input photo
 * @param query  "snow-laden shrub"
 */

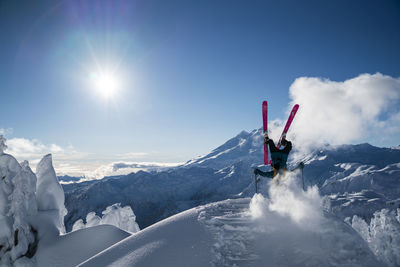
xmin=0 ymin=154 xmax=37 ymax=266
xmin=85 ymin=211 xmax=101 ymax=228
xmin=351 ymin=208 xmax=400 ymax=267
xmin=36 ymin=154 xmax=67 ymax=234
xmin=72 ymin=203 xmax=140 ymax=233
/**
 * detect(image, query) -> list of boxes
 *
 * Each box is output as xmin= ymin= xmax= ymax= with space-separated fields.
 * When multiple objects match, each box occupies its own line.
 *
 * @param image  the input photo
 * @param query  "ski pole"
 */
xmin=254 ymin=173 xmax=258 ymax=194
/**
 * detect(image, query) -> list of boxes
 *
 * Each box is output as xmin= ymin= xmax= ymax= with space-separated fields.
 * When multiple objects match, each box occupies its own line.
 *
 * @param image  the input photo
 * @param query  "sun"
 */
xmin=91 ymin=71 xmax=120 ymax=99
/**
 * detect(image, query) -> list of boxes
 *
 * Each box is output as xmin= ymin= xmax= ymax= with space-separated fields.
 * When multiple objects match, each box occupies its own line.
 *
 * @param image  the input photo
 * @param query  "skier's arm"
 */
xmin=267 ymin=139 xmax=279 ymax=153
xmin=254 ymin=168 xmax=274 ymax=178
xmin=282 ymin=140 xmax=292 ymax=154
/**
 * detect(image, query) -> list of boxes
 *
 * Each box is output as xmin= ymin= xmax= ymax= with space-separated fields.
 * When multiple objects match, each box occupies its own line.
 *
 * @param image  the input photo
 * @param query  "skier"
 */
xmin=253 ymin=134 xmax=303 ymax=179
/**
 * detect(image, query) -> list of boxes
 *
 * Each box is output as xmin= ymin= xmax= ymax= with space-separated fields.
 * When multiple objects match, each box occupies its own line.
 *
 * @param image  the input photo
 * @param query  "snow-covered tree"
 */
xmin=85 ymin=212 xmax=101 ymax=228
xmin=72 ymin=203 xmax=140 ymax=233
xmin=352 ymin=208 xmax=400 ymax=267
xmin=0 ymin=135 xmax=7 ymax=154
xmin=0 ymin=137 xmax=38 ymax=266
xmin=36 ymin=154 xmax=67 ymax=234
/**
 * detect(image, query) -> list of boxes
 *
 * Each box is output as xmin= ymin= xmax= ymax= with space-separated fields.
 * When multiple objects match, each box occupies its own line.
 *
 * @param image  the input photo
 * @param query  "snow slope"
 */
xmin=79 ymin=176 xmax=380 ymax=267
xmin=184 ymin=129 xmax=264 ymax=169
xmin=79 ymin=205 xmax=213 ymax=267
xmin=34 ymin=224 xmax=130 ymax=267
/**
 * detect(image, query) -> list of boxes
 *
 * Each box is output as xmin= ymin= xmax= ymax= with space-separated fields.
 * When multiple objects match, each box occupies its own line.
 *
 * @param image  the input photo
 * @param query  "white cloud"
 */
xmin=5 ymin=138 xmax=87 ymax=161
xmin=81 ymin=161 xmax=181 ymax=181
xmin=116 ymin=152 xmax=149 ymax=159
xmin=286 ymin=73 xmax=400 ymax=151
xmin=2 ymin=136 xmax=178 ymax=179
xmin=6 ymin=138 xmax=50 ymax=158
xmin=3 ymin=137 xmax=89 ymax=175
xmin=0 ymin=128 xmax=13 ymax=136
xmin=267 ymin=119 xmax=285 ymax=142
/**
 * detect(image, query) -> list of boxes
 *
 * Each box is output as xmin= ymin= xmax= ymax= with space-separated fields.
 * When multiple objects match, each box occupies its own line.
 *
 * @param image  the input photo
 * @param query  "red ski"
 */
xmin=262 ymin=101 xmax=268 ymax=165
xmin=277 ymin=104 xmax=299 ymax=148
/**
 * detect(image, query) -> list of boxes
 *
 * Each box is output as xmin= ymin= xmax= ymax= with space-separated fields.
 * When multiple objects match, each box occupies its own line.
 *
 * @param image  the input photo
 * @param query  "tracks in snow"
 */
xmin=198 ymin=198 xmax=259 ymax=267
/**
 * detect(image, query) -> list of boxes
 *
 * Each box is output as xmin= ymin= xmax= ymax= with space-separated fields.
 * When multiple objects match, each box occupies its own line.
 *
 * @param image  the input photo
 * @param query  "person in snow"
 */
xmin=253 ymin=134 xmax=303 ymax=179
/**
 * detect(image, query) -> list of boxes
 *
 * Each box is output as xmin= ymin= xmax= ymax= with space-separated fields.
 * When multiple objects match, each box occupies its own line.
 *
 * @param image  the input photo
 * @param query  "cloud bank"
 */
xmin=1 ymin=136 xmax=180 ymax=180
xmin=2 ymin=137 xmax=96 ymax=177
xmin=4 ymin=137 xmax=88 ymax=166
xmin=83 ymin=161 xmax=181 ymax=181
xmin=287 ymin=73 xmax=400 ymax=151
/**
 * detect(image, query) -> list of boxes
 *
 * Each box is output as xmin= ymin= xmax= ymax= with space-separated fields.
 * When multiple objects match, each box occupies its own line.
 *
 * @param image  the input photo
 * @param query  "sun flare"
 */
xmin=91 ymin=71 xmax=120 ymax=99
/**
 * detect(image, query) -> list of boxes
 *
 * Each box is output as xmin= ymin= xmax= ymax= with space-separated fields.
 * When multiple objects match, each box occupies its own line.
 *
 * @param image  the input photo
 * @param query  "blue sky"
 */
xmin=1 ymin=0 xmax=399 ymax=175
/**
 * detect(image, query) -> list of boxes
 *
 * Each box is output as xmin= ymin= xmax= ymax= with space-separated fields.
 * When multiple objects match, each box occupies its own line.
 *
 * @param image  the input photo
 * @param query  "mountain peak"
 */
xmin=236 ymin=130 xmax=249 ymax=137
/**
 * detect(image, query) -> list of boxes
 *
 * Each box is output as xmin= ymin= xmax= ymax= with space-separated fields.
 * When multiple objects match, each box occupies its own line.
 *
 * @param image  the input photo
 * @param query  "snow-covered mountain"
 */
xmin=63 ymin=129 xmax=400 ymax=233
xmin=301 ymin=143 xmax=400 ymax=220
xmin=184 ymin=129 xmax=264 ymax=169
